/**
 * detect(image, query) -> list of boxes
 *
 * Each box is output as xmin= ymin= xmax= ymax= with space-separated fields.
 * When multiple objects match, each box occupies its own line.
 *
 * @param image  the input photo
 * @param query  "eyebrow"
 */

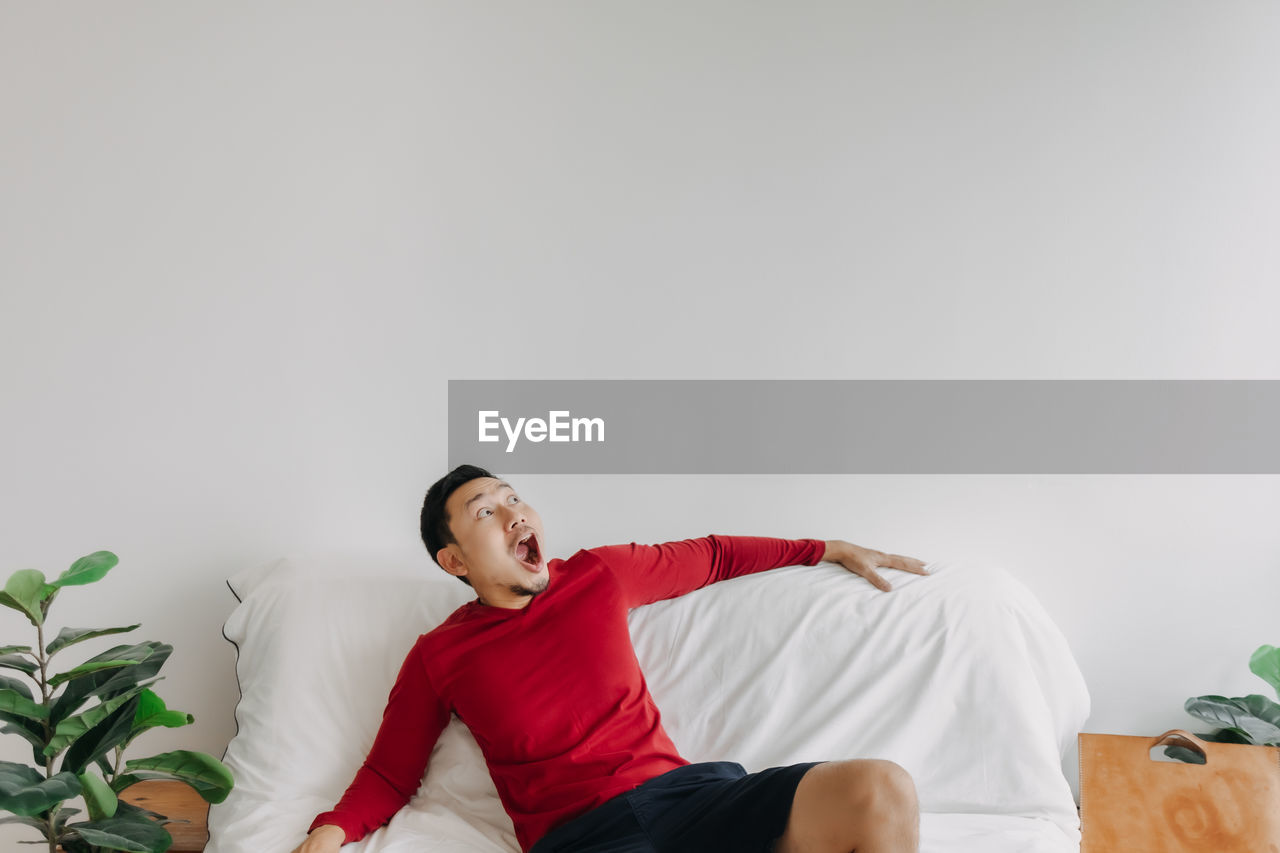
xmin=464 ymin=481 xmax=513 ymax=509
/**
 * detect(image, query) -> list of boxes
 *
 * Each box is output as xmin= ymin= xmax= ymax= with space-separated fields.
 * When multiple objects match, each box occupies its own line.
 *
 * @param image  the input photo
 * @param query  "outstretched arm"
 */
xmin=291 ymin=635 xmax=449 ymax=852
xmin=821 ymin=539 xmax=929 ymax=591
xmin=599 ymin=535 xmax=825 ymax=607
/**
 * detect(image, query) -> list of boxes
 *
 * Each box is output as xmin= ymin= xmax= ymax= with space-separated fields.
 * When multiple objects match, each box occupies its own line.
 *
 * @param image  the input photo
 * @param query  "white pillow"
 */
xmin=209 ymin=554 xmax=1088 ymax=853
xmin=211 ymin=551 xmax=516 ymax=853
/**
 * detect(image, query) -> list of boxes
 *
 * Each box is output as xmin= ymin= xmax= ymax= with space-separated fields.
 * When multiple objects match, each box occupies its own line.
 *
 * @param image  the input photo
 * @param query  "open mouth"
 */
xmin=515 ymin=531 xmax=542 ymax=570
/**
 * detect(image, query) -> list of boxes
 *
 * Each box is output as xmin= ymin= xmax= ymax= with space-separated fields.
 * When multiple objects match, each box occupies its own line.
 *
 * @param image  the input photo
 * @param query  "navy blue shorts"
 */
xmin=528 ymin=761 xmax=824 ymax=853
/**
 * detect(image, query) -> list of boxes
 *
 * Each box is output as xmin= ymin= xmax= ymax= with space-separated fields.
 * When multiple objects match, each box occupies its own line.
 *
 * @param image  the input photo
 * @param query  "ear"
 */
xmin=437 ymin=545 xmax=469 ymax=580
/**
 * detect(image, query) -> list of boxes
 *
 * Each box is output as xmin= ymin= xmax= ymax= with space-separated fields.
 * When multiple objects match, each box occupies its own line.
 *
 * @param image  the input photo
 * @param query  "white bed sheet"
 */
xmin=214 ymin=805 xmax=1076 ymax=853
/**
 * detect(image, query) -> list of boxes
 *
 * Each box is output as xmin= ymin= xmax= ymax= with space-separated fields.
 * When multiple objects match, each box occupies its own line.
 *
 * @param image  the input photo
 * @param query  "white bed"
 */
xmin=209 ymin=550 xmax=1089 ymax=853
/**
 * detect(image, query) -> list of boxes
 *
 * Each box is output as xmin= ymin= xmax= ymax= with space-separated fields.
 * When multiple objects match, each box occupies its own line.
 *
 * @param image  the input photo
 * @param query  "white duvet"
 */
xmin=210 ymin=553 xmax=1089 ymax=853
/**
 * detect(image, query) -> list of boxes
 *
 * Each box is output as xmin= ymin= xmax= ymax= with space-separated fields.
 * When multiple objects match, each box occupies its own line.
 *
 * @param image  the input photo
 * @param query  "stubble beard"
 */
xmin=507 ymin=574 xmax=549 ymax=600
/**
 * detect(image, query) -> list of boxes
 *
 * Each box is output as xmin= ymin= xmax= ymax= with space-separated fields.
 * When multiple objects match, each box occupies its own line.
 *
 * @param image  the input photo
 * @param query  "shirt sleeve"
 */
xmin=594 ymin=535 xmax=826 ymax=609
xmin=308 ymin=635 xmax=450 ymax=844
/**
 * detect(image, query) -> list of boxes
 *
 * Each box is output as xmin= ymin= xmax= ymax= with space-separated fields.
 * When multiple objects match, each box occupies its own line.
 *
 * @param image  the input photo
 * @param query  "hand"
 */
xmin=290 ymin=824 xmax=345 ymax=853
xmin=822 ymin=540 xmax=928 ymax=592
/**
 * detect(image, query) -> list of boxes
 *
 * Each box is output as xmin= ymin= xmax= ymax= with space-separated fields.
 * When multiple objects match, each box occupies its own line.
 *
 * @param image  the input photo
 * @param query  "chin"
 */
xmin=509 ymin=574 xmax=549 ymax=599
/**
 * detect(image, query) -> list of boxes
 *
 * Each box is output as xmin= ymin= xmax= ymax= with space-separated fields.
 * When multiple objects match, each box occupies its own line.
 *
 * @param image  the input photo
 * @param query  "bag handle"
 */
xmin=1150 ymin=728 xmax=1209 ymax=762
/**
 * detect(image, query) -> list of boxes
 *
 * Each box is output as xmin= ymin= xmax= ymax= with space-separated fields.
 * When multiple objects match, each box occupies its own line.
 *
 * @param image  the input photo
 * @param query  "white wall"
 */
xmin=2 ymin=0 xmax=1278 ymax=838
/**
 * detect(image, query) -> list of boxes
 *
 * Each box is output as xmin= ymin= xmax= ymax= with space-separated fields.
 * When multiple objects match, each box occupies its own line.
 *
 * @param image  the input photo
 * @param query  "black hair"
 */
xmin=420 ymin=464 xmax=497 ymax=587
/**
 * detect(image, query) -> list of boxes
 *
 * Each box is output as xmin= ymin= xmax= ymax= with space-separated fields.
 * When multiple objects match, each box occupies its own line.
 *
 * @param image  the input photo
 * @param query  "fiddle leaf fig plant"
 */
xmin=0 ymin=551 xmax=234 ymax=853
xmin=1167 ymin=644 xmax=1280 ymax=763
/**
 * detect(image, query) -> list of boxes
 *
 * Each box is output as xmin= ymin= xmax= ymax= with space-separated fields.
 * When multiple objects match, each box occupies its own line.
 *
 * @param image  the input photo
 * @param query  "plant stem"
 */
xmin=36 ymin=618 xmax=51 ymax=771
xmin=35 ymin=622 xmax=57 ymax=853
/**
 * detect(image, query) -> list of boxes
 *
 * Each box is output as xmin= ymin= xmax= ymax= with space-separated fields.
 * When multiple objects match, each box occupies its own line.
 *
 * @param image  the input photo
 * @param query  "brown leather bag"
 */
xmin=1079 ymin=729 xmax=1280 ymax=853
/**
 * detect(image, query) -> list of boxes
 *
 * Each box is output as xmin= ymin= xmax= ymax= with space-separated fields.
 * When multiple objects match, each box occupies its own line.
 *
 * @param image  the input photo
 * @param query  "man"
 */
xmin=291 ymin=465 xmax=928 ymax=853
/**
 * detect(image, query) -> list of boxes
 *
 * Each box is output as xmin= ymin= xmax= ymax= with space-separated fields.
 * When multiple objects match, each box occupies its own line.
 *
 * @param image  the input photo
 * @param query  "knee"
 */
xmin=780 ymin=760 xmax=919 ymax=853
xmin=843 ymin=759 xmax=918 ymax=821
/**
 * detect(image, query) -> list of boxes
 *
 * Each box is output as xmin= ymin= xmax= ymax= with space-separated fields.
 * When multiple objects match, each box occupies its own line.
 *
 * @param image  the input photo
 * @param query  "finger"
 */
xmin=884 ymin=553 xmax=929 ymax=575
xmin=857 ymin=564 xmax=892 ymax=592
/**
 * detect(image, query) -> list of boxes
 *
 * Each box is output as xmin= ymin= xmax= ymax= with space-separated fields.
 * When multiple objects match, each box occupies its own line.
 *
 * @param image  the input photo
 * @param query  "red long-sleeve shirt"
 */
xmin=310 ymin=535 xmax=825 ymax=851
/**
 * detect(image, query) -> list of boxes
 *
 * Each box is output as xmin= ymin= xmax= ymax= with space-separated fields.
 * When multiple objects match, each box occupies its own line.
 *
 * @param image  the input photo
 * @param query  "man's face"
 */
xmin=440 ymin=477 xmax=549 ymax=606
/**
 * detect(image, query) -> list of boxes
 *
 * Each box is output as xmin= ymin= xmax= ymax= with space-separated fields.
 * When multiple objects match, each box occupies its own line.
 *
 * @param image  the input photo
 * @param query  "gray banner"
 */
xmin=448 ymin=380 xmax=1280 ymax=474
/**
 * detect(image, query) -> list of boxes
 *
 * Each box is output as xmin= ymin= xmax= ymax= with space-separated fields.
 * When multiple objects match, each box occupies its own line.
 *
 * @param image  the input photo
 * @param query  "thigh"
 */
xmin=637 ymin=761 xmax=823 ymax=853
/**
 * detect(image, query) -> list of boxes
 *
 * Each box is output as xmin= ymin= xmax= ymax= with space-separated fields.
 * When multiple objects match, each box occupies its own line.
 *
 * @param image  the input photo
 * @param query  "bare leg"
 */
xmin=774 ymin=759 xmax=919 ymax=853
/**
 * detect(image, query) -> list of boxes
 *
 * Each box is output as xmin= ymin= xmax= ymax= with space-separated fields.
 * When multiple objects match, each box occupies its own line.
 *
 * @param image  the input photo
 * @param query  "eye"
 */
xmin=507 ymin=494 xmax=520 ymax=504
xmin=477 ymin=507 xmax=493 ymax=518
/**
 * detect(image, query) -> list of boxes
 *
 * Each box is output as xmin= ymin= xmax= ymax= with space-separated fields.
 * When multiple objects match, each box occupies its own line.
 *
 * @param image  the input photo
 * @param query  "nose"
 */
xmin=502 ymin=503 xmax=526 ymax=529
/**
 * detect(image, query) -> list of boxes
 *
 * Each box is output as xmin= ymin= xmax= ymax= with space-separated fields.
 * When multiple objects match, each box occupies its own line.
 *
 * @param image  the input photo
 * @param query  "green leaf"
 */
xmin=112 ymin=798 xmax=168 ymax=824
xmin=0 ymin=761 xmax=81 ymax=816
xmin=61 ymin=694 xmax=143 ymax=775
xmin=1161 ymin=744 xmax=1206 ymax=764
xmin=65 ymin=818 xmax=171 ymax=853
xmin=46 ymin=685 xmax=152 ymax=758
xmin=122 ymin=750 xmax=235 ymax=804
xmin=0 ymin=645 xmax=34 ymax=655
xmin=111 ymin=772 xmax=143 ymax=793
xmin=0 ymin=814 xmax=47 ymax=827
xmin=0 ymin=687 xmax=48 ymax=721
xmin=0 ymin=569 xmax=56 ymax=627
xmin=40 ymin=585 xmax=61 ymax=618
xmin=1202 ymin=727 xmax=1253 ymax=744
xmin=92 ymin=644 xmax=171 ymax=699
xmin=54 ymin=805 xmax=81 ymax=831
xmin=1 ymin=715 xmax=49 ymax=756
xmin=0 ymin=674 xmax=34 ymax=700
xmin=1250 ymin=644 xmax=1280 ymax=700
xmin=0 ymin=653 xmax=39 ymax=676
xmin=1185 ymin=694 xmax=1280 ymax=745
xmin=78 ymin=770 xmax=119 ymax=821
xmin=49 ymin=658 xmax=145 ymax=688
xmin=50 ymin=643 xmax=171 ymax=725
xmin=0 ymin=683 xmax=45 ymax=758
xmin=130 ymin=688 xmax=193 ymax=737
xmin=47 ymin=624 xmax=142 ymax=657
xmin=52 ymin=551 xmax=119 ymax=588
